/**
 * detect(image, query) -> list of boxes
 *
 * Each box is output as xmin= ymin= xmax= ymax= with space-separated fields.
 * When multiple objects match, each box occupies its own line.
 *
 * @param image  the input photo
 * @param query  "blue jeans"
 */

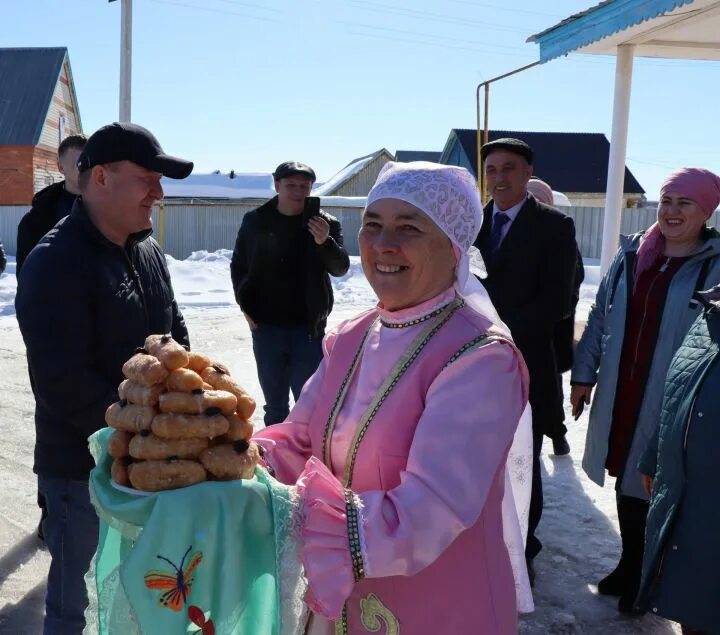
xmin=251 ymin=324 xmax=323 ymax=425
xmin=38 ymin=476 xmax=99 ymax=635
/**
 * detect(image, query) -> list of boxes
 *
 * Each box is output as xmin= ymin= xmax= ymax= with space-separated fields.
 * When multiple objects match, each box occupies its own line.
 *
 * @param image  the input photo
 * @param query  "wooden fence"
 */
xmin=3 ymin=201 xmax=720 ymax=261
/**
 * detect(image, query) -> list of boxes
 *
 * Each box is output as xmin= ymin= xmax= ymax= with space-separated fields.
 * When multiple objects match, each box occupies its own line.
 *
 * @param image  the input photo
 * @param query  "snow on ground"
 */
xmin=577 ymin=259 xmax=601 ymax=324
xmin=0 ymin=258 xmax=17 ymax=318
xmin=0 ymin=253 xmax=680 ymax=633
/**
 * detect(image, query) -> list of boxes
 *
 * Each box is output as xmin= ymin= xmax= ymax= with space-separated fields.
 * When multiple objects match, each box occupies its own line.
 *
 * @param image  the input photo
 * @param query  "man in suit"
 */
xmin=526 ymin=177 xmax=585 ymax=457
xmin=474 ymin=138 xmax=579 ymax=584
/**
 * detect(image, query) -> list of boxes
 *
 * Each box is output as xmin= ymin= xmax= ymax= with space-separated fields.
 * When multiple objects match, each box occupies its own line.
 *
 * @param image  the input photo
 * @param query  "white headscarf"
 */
xmin=366 ymin=161 xmax=506 ymax=334
xmin=366 ymin=161 xmax=535 ymax=612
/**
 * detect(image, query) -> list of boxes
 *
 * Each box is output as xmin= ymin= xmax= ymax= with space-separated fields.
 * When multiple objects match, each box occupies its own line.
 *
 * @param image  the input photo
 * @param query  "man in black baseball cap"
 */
xmin=77 ymin=122 xmax=193 ymax=179
xmin=15 ymin=122 xmax=190 ymax=632
xmin=73 ymin=122 xmax=193 ymax=245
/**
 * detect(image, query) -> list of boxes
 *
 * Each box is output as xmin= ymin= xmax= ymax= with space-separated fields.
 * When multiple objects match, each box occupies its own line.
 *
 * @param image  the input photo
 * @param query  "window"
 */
xmin=58 ymin=114 xmax=67 ymax=143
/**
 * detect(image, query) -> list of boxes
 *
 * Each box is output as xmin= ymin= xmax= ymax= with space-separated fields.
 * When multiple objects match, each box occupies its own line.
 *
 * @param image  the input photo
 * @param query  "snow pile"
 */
xmin=165 ymin=250 xmax=236 ymax=309
xmin=165 ymin=251 xmax=378 ymax=317
xmin=0 ymin=252 xmax=601 ymax=323
xmin=328 ymin=258 xmax=377 ymax=317
xmin=577 ymin=261 xmax=601 ymax=324
xmin=0 ymin=257 xmax=17 ymax=317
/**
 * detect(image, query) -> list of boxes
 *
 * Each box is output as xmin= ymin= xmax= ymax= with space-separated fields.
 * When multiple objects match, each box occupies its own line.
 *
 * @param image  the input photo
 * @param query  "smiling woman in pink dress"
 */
xmin=254 ymin=161 xmax=533 ymax=634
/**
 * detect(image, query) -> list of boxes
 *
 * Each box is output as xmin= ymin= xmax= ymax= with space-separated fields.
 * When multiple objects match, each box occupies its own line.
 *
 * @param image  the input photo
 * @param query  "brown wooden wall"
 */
xmin=0 ymin=146 xmax=34 ymax=205
xmin=33 ymin=145 xmax=62 ymax=195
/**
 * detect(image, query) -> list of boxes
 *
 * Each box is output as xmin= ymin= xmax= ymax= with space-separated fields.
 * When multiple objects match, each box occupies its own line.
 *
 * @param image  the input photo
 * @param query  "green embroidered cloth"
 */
xmin=84 ymin=428 xmax=307 ymax=635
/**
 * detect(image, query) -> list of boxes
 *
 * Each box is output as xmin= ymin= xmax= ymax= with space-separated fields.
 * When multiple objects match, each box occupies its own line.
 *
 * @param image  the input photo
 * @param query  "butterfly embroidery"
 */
xmin=144 ymin=545 xmax=203 ymax=612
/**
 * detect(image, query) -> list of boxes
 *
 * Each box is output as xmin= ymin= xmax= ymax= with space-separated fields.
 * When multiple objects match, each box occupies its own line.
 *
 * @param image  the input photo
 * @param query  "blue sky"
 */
xmin=2 ymin=0 xmax=718 ymax=197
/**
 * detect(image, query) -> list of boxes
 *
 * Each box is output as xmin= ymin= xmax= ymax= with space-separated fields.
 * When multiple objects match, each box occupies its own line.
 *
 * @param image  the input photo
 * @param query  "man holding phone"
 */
xmin=231 ymin=161 xmax=350 ymax=425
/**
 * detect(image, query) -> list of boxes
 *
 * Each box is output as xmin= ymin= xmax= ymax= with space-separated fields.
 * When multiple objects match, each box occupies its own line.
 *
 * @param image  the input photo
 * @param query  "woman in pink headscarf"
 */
xmin=570 ymin=167 xmax=720 ymax=615
xmin=526 ymin=177 xmax=554 ymax=206
xmin=254 ymin=162 xmax=533 ymax=634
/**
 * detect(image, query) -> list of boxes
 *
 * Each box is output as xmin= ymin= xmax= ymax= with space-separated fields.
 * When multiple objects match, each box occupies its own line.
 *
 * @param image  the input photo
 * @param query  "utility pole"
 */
xmin=117 ymin=0 xmax=133 ymax=122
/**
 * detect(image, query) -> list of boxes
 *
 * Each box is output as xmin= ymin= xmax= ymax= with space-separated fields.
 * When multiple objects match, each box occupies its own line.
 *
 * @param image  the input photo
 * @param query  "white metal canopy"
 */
xmin=529 ymin=0 xmax=720 ymax=273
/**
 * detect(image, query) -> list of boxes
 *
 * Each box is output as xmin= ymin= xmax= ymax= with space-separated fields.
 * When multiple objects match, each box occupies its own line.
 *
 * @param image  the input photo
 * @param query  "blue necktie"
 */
xmin=489 ymin=212 xmax=510 ymax=263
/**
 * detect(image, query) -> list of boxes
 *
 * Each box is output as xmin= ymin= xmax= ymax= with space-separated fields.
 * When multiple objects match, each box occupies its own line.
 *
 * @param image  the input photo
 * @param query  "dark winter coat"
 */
xmin=230 ymin=196 xmax=350 ymax=337
xmin=475 ymin=194 xmax=579 ymax=436
xmin=15 ymin=200 xmax=188 ymax=480
xmin=16 ymin=180 xmax=77 ymax=276
xmin=0 ymin=238 xmax=5 ymax=275
xmin=554 ymin=247 xmax=585 ymax=373
xmin=636 ymin=297 xmax=720 ymax=633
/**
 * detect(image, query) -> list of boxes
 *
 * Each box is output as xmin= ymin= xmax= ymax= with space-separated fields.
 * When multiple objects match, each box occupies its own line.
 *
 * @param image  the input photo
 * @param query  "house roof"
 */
xmin=161 ymin=172 xmax=277 ymax=199
xmin=444 ymin=129 xmax=645 ymax=194
xmin=395 ymin=150 xmax=442 ymax=163
xmin=0 ymin=47 xmax=68 ymax=145
xmin=313 ymin=148 xmax=392 ymax=196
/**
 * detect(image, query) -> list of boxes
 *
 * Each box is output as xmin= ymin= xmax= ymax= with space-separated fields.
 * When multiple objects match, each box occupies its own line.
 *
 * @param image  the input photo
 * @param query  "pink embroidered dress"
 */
xmin=255 ymin=287 xmax=530 ymax=634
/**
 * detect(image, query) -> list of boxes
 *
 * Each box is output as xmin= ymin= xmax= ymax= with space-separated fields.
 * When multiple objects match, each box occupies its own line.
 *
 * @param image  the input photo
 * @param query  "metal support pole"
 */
xmin=475 ymin=61 xmax=539 ymax=204
xmin=119 ymin=0 xmax=133 ymax=122
xmin=600 ymin=44 xmax=635 ymax=274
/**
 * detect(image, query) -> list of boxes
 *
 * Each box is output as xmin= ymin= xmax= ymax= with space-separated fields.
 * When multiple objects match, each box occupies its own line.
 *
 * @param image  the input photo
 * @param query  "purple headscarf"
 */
xmin=660 ymin=167 xmax=720 ymax=219
xmin=635 ymin=167 xmax=720 ymax=286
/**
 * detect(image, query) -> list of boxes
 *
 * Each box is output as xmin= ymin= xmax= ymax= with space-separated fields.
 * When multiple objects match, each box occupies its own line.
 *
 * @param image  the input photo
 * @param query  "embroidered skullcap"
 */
xmin=660 ymin=168 xmax=720 ymax=219
xmin=366 ymin=161 xmax=482 ymax=252
xmin=527 ymin=178 xmax=554 ymax=206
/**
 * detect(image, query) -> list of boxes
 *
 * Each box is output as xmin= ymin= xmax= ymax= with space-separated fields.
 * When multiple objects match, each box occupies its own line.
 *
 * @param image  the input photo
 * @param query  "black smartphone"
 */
xmin=303 ymin=197 xmax=321 ymax=225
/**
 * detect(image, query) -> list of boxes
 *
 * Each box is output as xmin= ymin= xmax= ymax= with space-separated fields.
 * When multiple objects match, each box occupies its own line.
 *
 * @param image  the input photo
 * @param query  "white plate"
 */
xmin=110 ymin=479 xmax=154 ymax=497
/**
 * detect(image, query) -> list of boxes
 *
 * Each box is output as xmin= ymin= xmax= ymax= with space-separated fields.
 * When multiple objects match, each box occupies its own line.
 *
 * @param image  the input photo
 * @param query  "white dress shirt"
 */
xmin=491 ymin=194 xmax=529 ymax=247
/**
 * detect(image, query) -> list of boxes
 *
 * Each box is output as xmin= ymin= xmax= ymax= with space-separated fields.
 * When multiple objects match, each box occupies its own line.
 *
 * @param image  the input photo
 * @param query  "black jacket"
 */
xmin=475 ymin=195 xmax=579 ymax=435
xmin=230 ymin=197 xmax=350 ymax=336
xmin=554 ymin=247 xmax=585 ymax=373
xmin=16 ymin=181 xmax=77 ymax=276
xmin=15 ymin=200 xmax=189 ymax=479
xmin=0 ymin=239 xmax=5 ymax=275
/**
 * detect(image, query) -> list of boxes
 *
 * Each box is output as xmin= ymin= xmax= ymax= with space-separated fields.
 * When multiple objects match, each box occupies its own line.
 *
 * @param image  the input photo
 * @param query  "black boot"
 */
xmin=37 ymin=491 xmax=47 ymax=542
xmin=552 ymin=435 xmax=570 ymax=456
xmin=598 ymin=563 xmax=626 ymax=596
xmin=615 ymin=495 xmax=648 ymax=616
xmin=525 ymin=557 xmax=536 ymax=588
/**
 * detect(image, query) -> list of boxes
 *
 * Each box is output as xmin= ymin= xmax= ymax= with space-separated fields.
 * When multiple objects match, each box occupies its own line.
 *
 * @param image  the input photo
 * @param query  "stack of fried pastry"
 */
xmin=105 ymin=334 xmax=259 ymax=492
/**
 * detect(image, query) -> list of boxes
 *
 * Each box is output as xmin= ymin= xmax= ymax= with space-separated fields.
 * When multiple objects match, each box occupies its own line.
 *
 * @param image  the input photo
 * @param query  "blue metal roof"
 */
xmin=0 ymin=47 xmax=67 ymax=145
xmin=528 ymin=0 xmax=696 ymax=62
xmin=444 ymin=129 xmax=645 ymax=194
xmin=395 ymin=150 xmax=442 ymax=163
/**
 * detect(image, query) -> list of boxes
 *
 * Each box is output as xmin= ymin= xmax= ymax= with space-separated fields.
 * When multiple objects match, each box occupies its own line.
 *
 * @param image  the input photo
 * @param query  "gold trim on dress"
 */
xmin=344 ymin=489 xmax=365 ymax=581
xmin=326 ymin=295 xmax=465 ymax=635
xmin=360 ymin=593 xmax=400 ymax=634
xmin=341 ymin=298 xmax=463 ymax=488
xmin=334 ymin=610 xmax=348 ymax=635
xmin=322 ymin=319 xmax=377 ymax=468
xmin=443 ymin=333 xmax=510 ymax=369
